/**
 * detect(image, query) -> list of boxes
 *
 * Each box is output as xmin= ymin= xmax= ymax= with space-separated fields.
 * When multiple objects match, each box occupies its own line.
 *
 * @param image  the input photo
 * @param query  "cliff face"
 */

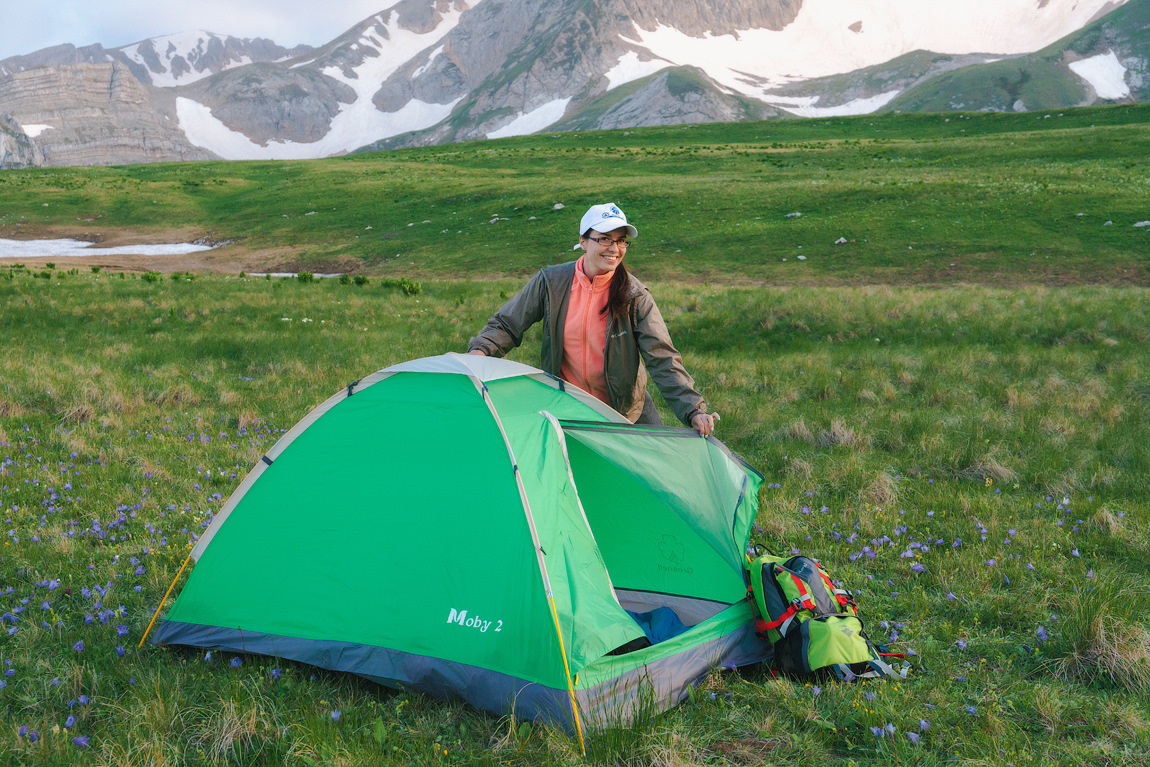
xmin=0 ymin=114 xmax=44 ymax=168
xmin=0 ymin=62 xmax=216 ymax=166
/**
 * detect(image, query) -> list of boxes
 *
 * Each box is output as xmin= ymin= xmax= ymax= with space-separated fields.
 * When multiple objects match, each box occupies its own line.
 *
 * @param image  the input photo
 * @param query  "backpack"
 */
xmin=746 ymin=552 xmax=902 ymax=680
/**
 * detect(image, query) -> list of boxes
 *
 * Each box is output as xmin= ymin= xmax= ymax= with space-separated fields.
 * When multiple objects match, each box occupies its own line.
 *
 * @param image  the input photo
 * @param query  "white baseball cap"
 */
xmin=579 ymin=202 xmax=637 ymax=239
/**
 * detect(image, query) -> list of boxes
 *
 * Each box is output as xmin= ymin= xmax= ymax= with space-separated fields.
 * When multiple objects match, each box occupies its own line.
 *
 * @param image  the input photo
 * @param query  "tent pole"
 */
xmin=547 ymin=596 xmax=586 ymax=756
xmin=138 ymin=554 xmax=192 ymax=648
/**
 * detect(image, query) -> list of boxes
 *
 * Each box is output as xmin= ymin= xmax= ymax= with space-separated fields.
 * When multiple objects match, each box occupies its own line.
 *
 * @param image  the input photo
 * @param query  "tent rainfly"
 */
xmin=150 ymin=353 xmax=768 ymax=733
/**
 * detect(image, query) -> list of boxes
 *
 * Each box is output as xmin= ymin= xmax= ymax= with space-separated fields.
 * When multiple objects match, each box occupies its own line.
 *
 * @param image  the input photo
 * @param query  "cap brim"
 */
xmin=589 ymin=216 xmax=638 ymax=238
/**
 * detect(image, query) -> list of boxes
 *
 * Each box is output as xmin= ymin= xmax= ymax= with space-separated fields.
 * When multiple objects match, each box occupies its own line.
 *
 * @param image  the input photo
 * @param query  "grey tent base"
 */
xmin=153 ymin=617 xmax=770 ymax=729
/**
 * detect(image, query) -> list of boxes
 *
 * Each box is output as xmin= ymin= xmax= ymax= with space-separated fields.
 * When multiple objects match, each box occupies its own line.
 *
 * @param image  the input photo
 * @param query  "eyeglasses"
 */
xmin=586 ymin=236 xmax=631 ymax=249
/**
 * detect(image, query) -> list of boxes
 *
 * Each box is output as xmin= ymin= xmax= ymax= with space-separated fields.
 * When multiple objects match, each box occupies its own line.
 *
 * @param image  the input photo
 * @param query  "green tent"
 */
xmin=153 ymin=353 xmax=766 ymax=730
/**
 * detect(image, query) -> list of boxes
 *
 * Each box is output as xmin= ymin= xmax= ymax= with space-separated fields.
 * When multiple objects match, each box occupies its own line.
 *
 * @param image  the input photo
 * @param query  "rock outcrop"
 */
xmin=0 ymin=62 xmax=216 ymax=166
xmin=571 ymin=67 xmax=780 ymax=131
xmin=0 ymin=113 xmax=45 ymax=168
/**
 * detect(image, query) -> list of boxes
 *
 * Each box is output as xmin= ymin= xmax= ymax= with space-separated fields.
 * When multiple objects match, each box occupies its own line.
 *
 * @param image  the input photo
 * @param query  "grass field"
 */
xmin=2 ymin=105 xmax=1149 ymax=765
xmin=1 ymin=103 xmax=1147 ymax=285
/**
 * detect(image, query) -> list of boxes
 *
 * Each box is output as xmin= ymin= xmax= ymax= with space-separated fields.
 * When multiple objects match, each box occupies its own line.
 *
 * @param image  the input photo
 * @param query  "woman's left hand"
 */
xmin=691 ymin=412 xmax=720 ymax=437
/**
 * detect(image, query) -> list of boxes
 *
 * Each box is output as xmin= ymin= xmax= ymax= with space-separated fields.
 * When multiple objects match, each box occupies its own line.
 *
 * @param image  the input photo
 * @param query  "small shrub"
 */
xmin=45 ymin=262 xmax=55 ymax=269
xmin=380 ymin=277 xmax=421 ymax=296
xmin=90 ymin=265 xmax=102 ymax=273
xmin=238 ymin=271 xmax=246 ymax=279
xmin=354 ymin=275 xmax=369 ymax=286
xmin=170 ymin=272 xmax=181 ymax=281
xmin=338 ymin=273 xmax=351 ymax=285
xmin=36 ymin=270 xmax=51 ymax=279
xmin=297 ymin=272 xmax=315 ymax=284
xmin=142 ymin=271 xmax=161 ymax=283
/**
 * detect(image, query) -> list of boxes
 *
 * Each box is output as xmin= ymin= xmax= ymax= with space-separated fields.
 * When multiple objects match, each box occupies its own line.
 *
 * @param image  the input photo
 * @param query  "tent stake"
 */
xmin=548 ymin=596 xmax=586 ymax=756
xmin=138 ymin=554 xmax=192 ymax=648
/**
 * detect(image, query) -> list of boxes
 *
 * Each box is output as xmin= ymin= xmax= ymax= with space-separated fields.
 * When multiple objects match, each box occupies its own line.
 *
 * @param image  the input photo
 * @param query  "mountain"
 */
xmin=881 ymin=0 xmax=1149 ymax=112
xmin=0 ymin=0 xmax=1142 ymax=167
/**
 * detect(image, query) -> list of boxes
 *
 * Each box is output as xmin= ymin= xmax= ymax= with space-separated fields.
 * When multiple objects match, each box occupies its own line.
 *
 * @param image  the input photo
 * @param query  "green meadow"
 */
xmin=0 ymin=103 xmax=1147 ymax=284
xmin=1 ymin=105 xmax=1149 ymax=765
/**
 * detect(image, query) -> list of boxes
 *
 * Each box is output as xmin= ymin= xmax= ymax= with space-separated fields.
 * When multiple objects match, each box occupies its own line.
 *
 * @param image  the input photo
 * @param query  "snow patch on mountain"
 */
xmin=487 ymin=98 xmax=572 ymax=139
xmin=20 ymin=124 xmax=54 ymax=138
xmin=177 ymin=6 xmax=475 ymax=159
xmin=625 ymin=0 xmax=1128 ymax=106
xmin=1069 ymin=50 xmax=1130 ymax=99
xmin=764 ymin=90 xmax=903 ymax=117
xmin=604 ymin=51 xmax=673 ymax=91
xmin=118 ymin=31 xmax=251 ymax=87
xmin=177 ymin=95 xmax=460 ymax=160
xmin=413 ymin=46 xmax=445 ymax=79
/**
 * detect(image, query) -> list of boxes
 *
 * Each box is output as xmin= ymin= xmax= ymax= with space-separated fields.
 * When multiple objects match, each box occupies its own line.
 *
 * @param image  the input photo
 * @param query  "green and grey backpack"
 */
xmin=747 ymin=552 xmax=902 ymax=680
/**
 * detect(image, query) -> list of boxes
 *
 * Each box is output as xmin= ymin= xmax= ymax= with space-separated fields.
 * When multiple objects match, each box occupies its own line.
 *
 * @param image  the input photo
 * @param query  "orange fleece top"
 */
xmin=560 ymin=257 xmax=614 ymax=404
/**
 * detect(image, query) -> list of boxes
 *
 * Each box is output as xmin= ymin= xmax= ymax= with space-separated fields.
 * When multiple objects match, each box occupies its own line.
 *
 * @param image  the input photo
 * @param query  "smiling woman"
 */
xmin=467 ymin=202 xmax=720 ymax=436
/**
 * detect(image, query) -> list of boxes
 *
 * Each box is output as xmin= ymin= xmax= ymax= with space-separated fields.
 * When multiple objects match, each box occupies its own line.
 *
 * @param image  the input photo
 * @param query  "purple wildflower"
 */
xmin=1036 ymin=626 xmax=1048 ymax=642
xmin=331 ymin=710 xmax=341 ymax=722
xmin=907 ymin=732 xmax=921 ymax=744
xmin=65 ymin=715 xmax=76 ymax=728
xmin=72 ymin=736 xmax=90 ymax=748
xmin=812 ymin=685 xmax=822 ymax=696
xmin=271 ymin=668 xmax=282 ymax=680
xmin=230 ymin=657 xmax=242 ymax=668
xmin=28 ymin=731 xmax=39 ymax=743
xmin=72 ymin=640 xmax=84 ymax=653
xmin=115 ymin=645 xmax=125 ymax=656
xmin=920 ymin=719 xmax=930 ymax=731
xmin=965 ymin=706 xmax=977 ymax=715
xmin=911 ymin=563 xmax=925 ymax=573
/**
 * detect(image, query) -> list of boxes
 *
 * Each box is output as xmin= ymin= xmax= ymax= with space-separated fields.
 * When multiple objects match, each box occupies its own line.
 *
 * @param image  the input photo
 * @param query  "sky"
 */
xmin=0 ymin=1 xmax=393 ymax=60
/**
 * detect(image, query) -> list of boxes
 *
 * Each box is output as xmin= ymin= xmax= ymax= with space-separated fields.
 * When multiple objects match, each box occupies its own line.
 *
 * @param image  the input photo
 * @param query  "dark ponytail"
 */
xmin=603 ymin=262 xmax=631 ymax=320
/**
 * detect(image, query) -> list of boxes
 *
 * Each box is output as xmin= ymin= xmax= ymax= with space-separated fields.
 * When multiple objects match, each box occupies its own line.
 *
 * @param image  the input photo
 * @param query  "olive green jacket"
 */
xmin=467 ymin=261 xmax=706 ymax=425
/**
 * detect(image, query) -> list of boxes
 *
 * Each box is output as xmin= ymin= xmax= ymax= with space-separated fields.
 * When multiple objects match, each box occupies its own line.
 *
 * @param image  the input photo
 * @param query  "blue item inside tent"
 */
xmin=626 ymin=606 xmax=688 ymax=646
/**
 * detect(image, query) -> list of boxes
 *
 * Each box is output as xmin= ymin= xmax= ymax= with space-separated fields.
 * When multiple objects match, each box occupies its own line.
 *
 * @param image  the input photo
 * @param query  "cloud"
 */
xmin=1 ymin=0 xmax=391 ymax=59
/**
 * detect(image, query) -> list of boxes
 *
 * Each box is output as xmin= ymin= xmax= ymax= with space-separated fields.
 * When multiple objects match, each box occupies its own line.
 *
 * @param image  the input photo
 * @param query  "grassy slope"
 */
xmin=1 ymin=103 xmax=1147 ymax=285
xmin=0 ymin=275 xmax=1147 ymax=765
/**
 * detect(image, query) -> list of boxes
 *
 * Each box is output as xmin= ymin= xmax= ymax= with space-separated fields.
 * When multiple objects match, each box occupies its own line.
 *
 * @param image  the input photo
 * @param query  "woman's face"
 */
xmin=580 ymin=227 xmax=630 ymax=278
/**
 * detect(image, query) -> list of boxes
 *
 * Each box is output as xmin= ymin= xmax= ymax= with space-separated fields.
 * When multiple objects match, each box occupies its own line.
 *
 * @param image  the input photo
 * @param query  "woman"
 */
xmin=468 ymin=203 xmax=718 ymax=436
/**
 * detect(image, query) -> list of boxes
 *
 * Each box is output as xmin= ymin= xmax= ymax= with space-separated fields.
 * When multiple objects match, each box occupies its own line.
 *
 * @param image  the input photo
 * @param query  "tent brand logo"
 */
xmin=658 ymin=535 xmax=685 ymax=563
xmin=657 ymin=535 xmax=693 ymax=574
xmin=446 ymin=608 xmax=502 ymax=633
